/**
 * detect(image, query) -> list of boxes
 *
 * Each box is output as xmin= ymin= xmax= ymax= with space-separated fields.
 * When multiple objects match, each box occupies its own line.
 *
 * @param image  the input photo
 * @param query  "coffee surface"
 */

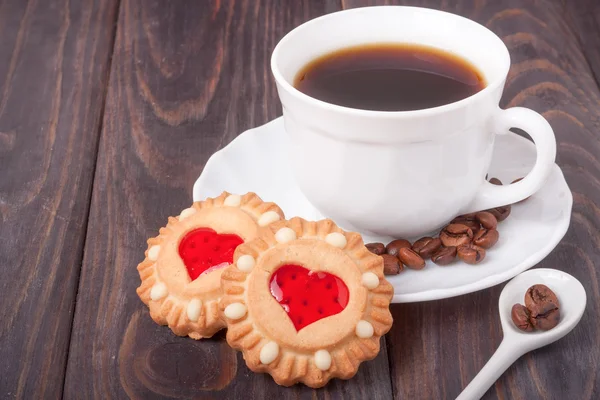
xmin=294 ymin=43 xmax=486 ymax=111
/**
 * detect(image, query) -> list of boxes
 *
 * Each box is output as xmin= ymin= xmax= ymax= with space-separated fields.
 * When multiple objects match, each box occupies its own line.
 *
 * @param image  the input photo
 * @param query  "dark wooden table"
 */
xmin=1 ymin=0 xmax=599 ymax=398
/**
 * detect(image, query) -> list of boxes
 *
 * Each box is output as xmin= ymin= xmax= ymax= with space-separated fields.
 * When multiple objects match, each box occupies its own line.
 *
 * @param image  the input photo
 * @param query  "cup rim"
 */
xmin=270 ymin=5 xmax=511 ymax=118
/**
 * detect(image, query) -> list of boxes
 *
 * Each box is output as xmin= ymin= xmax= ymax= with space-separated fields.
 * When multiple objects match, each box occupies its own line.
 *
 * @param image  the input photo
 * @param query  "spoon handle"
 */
xmin=456 ymin=339 xmax=523 ymax=400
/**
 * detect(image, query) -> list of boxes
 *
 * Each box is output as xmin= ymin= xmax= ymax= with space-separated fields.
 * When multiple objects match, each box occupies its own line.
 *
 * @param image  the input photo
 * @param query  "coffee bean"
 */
xmin=431 ymin=246 xmax=457 ymax=265
xmin=451 ymin=216 xmax=481 ymax=234
xmin=525 ymin=284 xmax=560 ymax=310
xmin=386 ymin=239 xmax=412 ymax=256
xmin=458 ymin=212 xmax=478 ymax=219
xmin=511 ymin=304 xmax=534 ymax=332
xmin=456 ymin=243 xmax=486 ymax=264
xmin=412 ymin=237 xmax=442 ymax=258
xmin=487 ymin=205 xmax=511 ymax=222
xmin=472 ymin=228 xmax=499 ymax=249
xmin=398 ymin=247 xmax=425 ymax=270
xmin=381 ymin=254 xmax=403 ymax=275
xmin=366 ymin=242 xmax=386 ymax=255
xmin=475 ymin=211 xmax=497 ymax=230
xmin=489 ymin=177 xmax=503 ymax=185
xmin=440 ymin=223 xmax=473 ymax=247
xmin=529 ymin=301 xmax=560 ymax=331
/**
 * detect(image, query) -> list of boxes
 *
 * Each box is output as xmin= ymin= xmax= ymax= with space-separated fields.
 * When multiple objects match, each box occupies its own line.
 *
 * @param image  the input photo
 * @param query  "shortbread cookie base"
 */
xmin=220 ymin=217 xmax=394 ymax=387
xmin=136 ymin=191 xmax=284 ymax=339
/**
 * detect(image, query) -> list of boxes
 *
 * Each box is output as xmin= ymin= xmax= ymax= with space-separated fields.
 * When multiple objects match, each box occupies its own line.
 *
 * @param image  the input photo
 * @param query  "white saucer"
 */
xmin=193 ymin=117 xmax=572 ymax=303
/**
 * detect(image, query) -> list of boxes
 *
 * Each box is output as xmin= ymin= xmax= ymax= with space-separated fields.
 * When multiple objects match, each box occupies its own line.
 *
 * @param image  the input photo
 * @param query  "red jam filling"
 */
xmin=269 ymin=264 xmax=349 ymax=331
xmin=178 ymin=228 xmax=243 ymax=281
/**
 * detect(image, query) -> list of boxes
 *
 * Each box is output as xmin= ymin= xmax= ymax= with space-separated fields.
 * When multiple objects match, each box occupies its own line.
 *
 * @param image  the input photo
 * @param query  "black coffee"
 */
xmin=294 ymin=43 xmax=485 ymax=111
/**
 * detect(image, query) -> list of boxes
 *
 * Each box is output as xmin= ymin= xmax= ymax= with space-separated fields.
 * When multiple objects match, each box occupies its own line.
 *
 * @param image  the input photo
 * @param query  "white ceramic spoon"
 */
xmin=456 ymin=268 xmax=587 ymax=400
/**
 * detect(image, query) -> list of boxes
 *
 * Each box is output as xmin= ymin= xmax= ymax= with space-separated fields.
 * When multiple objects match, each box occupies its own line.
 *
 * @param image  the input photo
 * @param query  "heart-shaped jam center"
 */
xmin=178 ymin=228 xmax=243 ymax=280
xmin=269 ymin=264 xmax=349 ymax=331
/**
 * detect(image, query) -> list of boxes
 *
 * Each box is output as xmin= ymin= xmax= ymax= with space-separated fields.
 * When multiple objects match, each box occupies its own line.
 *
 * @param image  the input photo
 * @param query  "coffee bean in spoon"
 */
xmin=456 ymin=243 xmax=486 ymax=264
xmin=440 ymin=223 xmax=473 ymax=247
xmin=431 ymin=246 xmax=457 ymax=266
xmin=511 ymin=304 xmax=534 ymax=332
xmin=365 ymin=242 xmax=386 ymax=255
xmin=525 ymin=284 xmax=560 ymax=309
xmin=475 ymin=211 xmax=497 ymax=230
xmin=398 ymin=247 xmax=425 ymax=270
xmin=473 ymin=228 xmax=499 ymax=249
xmin=412 ymin=237 xmax=442 ymax=258
xmin=530 ymin=301 xmax=560 ymax=331
xmin=385 ymin=239 xmax=412 ymax=256
xmin=489 ymin=177 xmax=503 ymax=185
xmin=381 ymin=254 xmax=403 ymax=275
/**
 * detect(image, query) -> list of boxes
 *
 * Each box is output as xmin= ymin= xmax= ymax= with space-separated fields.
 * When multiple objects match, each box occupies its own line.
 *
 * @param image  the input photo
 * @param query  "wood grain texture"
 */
xmin=342 ymin=0 xmax=600 ymax=398
xmin=563 ymin=0 xmax=600 ymax=87
xmin=63 ymin=0 xmax=392 ymax=399
xmin=0 ymin=0 xmax=119 ymax=398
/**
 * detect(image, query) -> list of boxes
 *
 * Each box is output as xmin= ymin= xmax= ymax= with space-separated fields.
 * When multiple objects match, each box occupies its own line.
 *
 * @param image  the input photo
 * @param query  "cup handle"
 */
xmin=462 ymin=107 xmax=557 ymax=213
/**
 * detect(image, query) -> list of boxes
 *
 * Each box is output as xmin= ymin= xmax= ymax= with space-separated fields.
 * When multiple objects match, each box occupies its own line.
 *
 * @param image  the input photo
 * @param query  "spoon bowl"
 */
xmin=499 ymin=268 xmax=587 ymax=350
xmin=457 ymin=268 xmax=587 ymax=400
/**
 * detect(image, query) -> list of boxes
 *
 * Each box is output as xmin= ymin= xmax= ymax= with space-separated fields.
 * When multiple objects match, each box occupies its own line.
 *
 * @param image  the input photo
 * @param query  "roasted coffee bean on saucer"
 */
xmin=366 ymin=242 xmax=386 ymax=255
xmin=487 ymin=205 xmax=511 ymax=222
xmin=431 ymin=246 xmax=457 ymax=265
xmin=412 ymin=237 xmax=442 ymax=258
xmin=456 ymin=243 xmax=486 ymax=264
xmin=451 ymin=215 xmax=481 ymax=234
xmin=473 ymin=228 xmax=499 ymax=249
xmin=398 ymin=247 xmax=425 ymax=270
xmin=489 ymin=177 xmax=503 ymax=185
xmin=381 ymin=254 xmax=403 ymax=275
xmin=475 ymin=211 xmax=497 ymax=230
xmin=385 ymin=239 xmax=412 ymax=256
xmin=440 ymin=223 xmax=473 ymax=247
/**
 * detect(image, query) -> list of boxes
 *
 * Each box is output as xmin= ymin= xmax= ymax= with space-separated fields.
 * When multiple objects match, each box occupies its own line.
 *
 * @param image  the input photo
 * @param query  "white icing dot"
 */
xmin=275 ymin=227 xmax=296 ymax=244
xmin=314 ymin=349 xmax=332 ymax=371
xmin=236 ymin=255 xmax=255 ymax=272
xmin=361 ymin=272 xmax=379 ymax=289
xmin=187 ymin=299 xmax=202 ymax=322
xmin=150 ymin=282 xmax=168 ymax=301
xmin=325 ymin=232 xmax=347 ymax=248
xmin=179 ymin=207 xmax=196 ymax=221
xmin=224 ymin=194 xmax=242 ymax=207
xmin=224 ymin=302 xmax=247 ymax=320
xmin=260 ymin=341 xmax=279 ymax=364
xmin=356 ymin=320 xmax=374 ymax=338
xmin=258 ymin=211 xmax=281 ymax=227
xmin=148 ymin=245 xmax=161 ymax=261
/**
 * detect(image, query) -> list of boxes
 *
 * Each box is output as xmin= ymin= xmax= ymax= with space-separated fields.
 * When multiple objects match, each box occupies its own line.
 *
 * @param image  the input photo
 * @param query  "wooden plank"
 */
xmin=0 ymin=0 xmax=120 ymax=398
xmin=64 ymin=0 xmax=393 ymax=399
xmin=563 ymin=0 xmax=600 ymax=87
xmin=341 ymin=0 xmax=600 ymax=399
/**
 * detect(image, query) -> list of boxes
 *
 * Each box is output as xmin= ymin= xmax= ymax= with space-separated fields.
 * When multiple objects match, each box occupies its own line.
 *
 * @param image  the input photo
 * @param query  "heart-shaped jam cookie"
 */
xmin=220 ymin=217 xmax=394 ymax=388
xmin=269 ymin=264 xmax=349 ymax=331
xmin=136 ymin=191 xmax=285 ymax=341
xmin=178 ymin=228 xmax=243 ymax=280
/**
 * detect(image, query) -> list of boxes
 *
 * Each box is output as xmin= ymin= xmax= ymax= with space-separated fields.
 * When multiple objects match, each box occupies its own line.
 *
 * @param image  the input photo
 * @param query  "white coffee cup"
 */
xmin=271 ymin=6 xmax=556 ymax=238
